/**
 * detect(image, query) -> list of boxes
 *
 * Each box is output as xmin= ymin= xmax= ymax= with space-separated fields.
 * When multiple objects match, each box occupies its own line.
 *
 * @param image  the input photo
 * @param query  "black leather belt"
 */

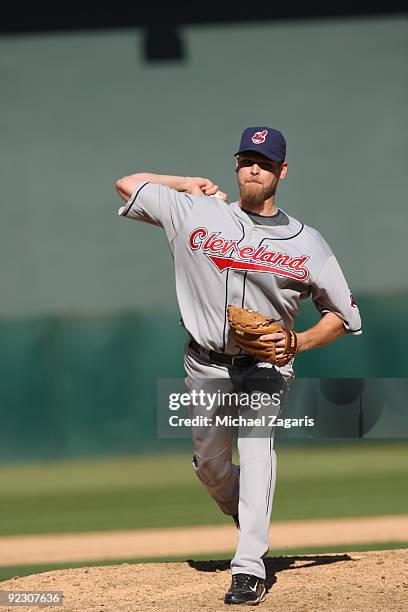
xmin=189 ymin=338 xmax=255 ymax=368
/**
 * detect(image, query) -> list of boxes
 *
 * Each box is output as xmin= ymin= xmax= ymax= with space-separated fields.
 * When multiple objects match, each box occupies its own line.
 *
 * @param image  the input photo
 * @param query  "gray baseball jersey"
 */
xmin=118 ymin=182 xmax=362 ymax=377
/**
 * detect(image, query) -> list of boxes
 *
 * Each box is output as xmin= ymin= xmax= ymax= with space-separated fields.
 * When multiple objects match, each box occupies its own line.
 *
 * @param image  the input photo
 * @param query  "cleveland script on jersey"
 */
xmin=118 ymin=184 xmax=362 ymax=378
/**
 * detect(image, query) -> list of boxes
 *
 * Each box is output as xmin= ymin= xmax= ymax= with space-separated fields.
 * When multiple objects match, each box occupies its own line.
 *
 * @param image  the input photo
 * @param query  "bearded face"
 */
xmin=239 ymin=180 xmax=268 ymax=208
xmin=236 ymin=153 xmax=285 ymax=210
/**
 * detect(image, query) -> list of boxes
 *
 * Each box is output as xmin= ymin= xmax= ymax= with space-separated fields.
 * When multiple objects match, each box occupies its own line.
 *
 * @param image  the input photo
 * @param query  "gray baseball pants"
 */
xmin=184 ymin=344 xmax=287 ymax=579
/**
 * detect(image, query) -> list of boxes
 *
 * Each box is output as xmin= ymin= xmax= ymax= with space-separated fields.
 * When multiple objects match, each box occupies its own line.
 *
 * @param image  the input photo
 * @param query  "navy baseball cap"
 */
xmin=235 ymin=127 xmax=286 ymax=162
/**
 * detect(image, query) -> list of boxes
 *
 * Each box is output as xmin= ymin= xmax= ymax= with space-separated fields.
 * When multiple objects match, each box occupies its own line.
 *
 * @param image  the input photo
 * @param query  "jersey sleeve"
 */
xmin=117 ymin=182 xmax=196 ymax=243
xmin=311 ymin=255 xmax=362 ymax=335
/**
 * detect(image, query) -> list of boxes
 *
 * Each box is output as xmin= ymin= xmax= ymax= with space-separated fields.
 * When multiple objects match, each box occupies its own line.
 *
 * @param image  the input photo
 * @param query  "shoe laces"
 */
xmin=232 ymin=574 xmax=252 ymax=588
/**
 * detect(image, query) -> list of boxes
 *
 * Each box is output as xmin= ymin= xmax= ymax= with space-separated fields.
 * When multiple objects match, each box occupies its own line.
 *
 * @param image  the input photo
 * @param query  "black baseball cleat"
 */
xmin=224 ymin=573 xmax=266 ymax=605
xmin=232 ymin=514 xmax=240 ymax=529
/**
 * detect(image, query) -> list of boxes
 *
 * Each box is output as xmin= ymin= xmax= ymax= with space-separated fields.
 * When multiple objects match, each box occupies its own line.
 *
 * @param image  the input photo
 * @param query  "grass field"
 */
xmin=0 ymin=440 xmax=407 ymax=536
xmin=1 ymin=542 xmax=407 ymax=583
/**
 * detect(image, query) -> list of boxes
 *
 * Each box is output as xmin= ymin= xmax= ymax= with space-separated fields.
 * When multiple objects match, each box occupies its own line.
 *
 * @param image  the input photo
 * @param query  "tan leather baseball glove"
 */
xmin=227 ymin=305 xmax=297 ymax=367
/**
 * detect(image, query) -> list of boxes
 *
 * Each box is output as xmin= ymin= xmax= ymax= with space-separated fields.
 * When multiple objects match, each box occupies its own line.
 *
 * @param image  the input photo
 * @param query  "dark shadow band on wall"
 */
xmin=1 ymin=5 xmax=405 ymax=35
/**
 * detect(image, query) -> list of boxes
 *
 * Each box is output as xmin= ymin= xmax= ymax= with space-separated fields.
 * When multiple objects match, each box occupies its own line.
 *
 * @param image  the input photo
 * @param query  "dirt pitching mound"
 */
xmin=1 ymin=549 xmax=407 ymax=611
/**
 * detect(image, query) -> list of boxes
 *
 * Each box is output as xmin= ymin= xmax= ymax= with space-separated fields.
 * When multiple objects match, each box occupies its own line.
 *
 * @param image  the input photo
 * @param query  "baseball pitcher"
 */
xmin=115 ymin=127 xmax=362 ymax=605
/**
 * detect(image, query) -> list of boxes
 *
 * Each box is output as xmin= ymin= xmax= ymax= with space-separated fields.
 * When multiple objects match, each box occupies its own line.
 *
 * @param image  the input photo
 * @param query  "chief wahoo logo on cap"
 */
xmin=251 ymin=130 xmax=268 ymax=144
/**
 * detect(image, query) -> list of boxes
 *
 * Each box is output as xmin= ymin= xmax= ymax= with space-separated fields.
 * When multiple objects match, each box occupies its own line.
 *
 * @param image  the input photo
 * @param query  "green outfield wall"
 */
xmin=0 ymin=294 xmax=406 ymax=462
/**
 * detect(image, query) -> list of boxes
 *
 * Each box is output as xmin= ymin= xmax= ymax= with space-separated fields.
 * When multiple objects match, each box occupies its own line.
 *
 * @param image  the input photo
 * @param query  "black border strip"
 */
xmin=221 ymin=269 xmax=230 ymax=353
xmin=256 ymin=223 xmax=305 ymax=242
xmin=222 ymin=219 xmax=246 ymax=352
xmin=265 ymin=436 xmax=274 ymax=516
xmin=241 ymin=271 xmax=247 ymax=307
xmin=122 ymin=182 xmax=150 ymax=217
